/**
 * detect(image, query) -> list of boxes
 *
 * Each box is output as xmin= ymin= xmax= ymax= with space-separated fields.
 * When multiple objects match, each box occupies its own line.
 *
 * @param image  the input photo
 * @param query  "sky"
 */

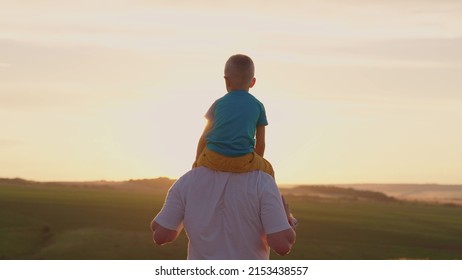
xmin=1 ymin=0 xmax=461 ymax=184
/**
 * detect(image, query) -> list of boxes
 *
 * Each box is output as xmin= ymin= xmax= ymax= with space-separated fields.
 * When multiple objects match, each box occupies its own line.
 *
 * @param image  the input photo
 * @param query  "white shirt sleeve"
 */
xmin=259 ymin=175 xmax=292 ymax=234
xmin=154 ymin=179 xmax=185 ymax=231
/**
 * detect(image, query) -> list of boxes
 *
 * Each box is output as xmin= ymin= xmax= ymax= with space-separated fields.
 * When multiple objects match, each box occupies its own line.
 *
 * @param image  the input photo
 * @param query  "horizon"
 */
xmin=1 ymin=1 xmax=462 ymax=184
xmin=2 ymin=175 xmax=461 ymax=187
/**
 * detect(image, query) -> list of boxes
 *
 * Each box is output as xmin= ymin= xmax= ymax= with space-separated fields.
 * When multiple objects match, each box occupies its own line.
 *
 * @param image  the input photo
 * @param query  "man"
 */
xmin=151 ymin=166 xmax=296 ymax=259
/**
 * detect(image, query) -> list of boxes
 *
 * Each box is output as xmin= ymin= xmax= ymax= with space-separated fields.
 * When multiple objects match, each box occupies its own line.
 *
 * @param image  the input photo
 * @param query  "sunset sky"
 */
xmin=1 ymin=0 xmax=461 ymax=184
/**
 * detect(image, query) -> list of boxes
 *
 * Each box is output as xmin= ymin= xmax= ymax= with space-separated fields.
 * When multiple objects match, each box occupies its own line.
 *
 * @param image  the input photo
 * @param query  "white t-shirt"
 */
xmin=154 ymin=167 xmax=291 ymax=260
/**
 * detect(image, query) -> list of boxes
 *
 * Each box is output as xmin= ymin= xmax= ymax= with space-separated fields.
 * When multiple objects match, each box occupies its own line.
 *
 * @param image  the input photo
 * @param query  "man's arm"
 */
xmin=260 ymin=175 xmax=297 ymax=256
xmin=267 ymin=228 xmax=296 ymax=256
xmin=266 ymin=186 xmax=298 ymax=256
xmin=150 ymin=220 xmax=182 ymax=246
xmin=255 ymin=125 xmax=266 ymax=157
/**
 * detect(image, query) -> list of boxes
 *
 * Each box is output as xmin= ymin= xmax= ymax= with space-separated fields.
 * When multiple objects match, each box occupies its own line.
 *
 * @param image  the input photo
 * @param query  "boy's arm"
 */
xmin=195 ymin=120 xmax=213 ymax=162
xmin=255 ymin=125 xmax=266 ymax=157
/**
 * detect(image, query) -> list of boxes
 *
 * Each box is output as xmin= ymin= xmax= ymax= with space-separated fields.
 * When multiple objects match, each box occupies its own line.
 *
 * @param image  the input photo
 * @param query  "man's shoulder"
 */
xmin=255 ymin=172 xmax=278 ymax=190
xmin=175 ymin=167 xmax=230 ymax=186
xmin=180 ymin=168 xmax=275 ymax=185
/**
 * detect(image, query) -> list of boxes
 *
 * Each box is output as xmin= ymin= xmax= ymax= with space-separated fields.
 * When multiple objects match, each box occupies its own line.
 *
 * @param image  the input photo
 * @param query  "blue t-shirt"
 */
xmin=205 ymin=90 xmax=268 ymax=157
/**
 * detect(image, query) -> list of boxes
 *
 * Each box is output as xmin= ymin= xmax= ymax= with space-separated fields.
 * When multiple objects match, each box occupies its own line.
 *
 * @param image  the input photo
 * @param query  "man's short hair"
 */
xmin=224 ymin=54 xmax=255 ymax=89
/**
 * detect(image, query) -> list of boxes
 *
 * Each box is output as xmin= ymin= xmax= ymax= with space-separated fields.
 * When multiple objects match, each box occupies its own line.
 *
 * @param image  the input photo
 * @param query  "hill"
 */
xmin=339 ymin=183 xmax=462 ymax=206
xmin=0 ymin=177 xmax=175 ymax=192
xmin=281 ymin=185 xmax=397 ymax=202
xmin=1 ymin=178 xmax=462 ymax=259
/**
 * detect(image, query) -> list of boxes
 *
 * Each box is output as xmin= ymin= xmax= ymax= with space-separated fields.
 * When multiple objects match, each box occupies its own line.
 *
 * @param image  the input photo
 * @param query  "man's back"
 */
xmin=154 ymin=167 xmax=291 ymax=259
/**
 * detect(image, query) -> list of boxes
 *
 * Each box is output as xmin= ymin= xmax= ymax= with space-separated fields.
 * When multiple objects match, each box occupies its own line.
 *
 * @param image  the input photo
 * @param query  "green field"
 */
xmin=1 ymin=179 xmax=462 ymax=260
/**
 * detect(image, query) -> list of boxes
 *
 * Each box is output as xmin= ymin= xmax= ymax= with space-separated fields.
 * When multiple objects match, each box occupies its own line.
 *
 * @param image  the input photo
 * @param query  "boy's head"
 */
xmin=224 ymin=54 xmax=256 ymax=92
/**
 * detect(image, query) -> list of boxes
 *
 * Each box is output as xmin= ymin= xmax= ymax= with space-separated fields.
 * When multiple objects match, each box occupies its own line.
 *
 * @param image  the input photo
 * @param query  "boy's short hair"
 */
xmin=224 ymin=54 xmax=255 ymax=89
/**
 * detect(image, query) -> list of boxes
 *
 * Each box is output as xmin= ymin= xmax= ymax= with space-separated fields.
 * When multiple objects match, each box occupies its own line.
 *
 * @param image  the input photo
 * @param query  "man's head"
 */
xmin=224 ymin=54 xmax=256 ymax=92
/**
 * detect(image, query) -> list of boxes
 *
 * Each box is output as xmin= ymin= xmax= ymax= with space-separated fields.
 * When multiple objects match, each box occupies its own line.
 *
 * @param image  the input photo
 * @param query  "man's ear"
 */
xmin=249 ymin=77 xmax=256 ymax=88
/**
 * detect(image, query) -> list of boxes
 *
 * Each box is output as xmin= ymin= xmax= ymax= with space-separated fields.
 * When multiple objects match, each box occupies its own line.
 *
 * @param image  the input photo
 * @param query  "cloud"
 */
xmin=329 ymin=37 xmax=462 ymax=67
xmin=2 ymin=0 xmax=461 ymax=51
xmin=0 ymin=139 xmax=24 ymax=147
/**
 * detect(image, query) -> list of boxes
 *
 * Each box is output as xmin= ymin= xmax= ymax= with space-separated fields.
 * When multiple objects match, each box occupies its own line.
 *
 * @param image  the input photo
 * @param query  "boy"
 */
xmin=193 ymin=54 xmax=272 ymax=176
xmin=194 ymin=54 xmax=297 ymax=228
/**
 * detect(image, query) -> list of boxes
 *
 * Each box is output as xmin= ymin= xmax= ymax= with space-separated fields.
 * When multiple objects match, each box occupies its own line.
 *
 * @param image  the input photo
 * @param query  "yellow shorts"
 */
xmin=194 ymin=147 xmax=274 ymax=178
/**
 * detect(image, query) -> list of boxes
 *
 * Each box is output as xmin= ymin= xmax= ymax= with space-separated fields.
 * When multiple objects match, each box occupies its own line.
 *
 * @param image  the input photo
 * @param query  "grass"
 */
xmin=1 ymin=181 xmax=462 ymax=259
xmin=271 ymin=196 xmax=462 ymax=259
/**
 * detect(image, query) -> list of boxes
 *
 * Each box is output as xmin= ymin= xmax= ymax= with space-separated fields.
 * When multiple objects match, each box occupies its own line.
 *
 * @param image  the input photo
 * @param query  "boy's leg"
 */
xmin=248 ymin=152 xmax=275 ymax=178
xmin=195 ymin=148 xmax=253 ymax=172
xmin=195 ymin=147 xmax=275 ymax=178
